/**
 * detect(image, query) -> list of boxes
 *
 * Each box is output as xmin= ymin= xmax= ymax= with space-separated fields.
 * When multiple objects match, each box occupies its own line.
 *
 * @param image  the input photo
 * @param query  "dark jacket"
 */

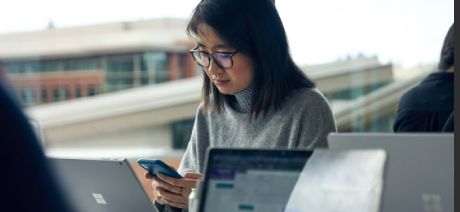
xmin=394 ymin=72 xmax=454 ymax=132
xmin=442 ymin=111 xmax=454 ymax=132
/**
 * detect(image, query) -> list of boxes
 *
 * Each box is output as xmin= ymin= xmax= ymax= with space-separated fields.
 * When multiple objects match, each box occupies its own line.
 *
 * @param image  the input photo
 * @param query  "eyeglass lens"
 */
xmin=193 ymin=52 xmax=232 ymax=68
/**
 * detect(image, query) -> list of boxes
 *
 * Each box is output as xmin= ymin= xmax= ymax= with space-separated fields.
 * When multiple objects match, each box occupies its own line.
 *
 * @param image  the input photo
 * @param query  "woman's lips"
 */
xmin=214 ymin=80 xmax=230 ymax=86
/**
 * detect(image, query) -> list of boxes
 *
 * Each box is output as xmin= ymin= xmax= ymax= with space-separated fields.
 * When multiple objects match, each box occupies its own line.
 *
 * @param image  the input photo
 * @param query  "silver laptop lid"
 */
xmin=328 ymin=133 xmax=454 ymax=212
xmin=48 ymin=158 xmax=156 ymax=212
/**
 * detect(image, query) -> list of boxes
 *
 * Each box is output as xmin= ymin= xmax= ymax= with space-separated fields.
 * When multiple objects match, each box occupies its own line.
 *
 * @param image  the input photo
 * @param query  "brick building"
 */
xmin=0 ymin=18 xmax=198 ymax=106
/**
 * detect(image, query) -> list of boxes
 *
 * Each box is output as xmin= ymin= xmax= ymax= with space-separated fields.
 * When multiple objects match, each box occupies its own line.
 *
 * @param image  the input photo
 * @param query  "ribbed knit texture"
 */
xmin=230 ymin=85 xmax=253 ymax=113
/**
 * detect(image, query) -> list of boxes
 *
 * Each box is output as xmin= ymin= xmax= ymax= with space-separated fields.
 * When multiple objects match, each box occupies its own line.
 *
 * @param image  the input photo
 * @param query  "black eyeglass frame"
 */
xmin=188 ymin=47 xmax=241 ymax=69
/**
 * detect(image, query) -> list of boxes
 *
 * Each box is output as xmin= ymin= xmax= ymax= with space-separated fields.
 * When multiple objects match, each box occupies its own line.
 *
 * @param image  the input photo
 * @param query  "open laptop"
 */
xmin=195 ymin=148 xmax=314 ymax=212
xmin=328 ymin=133 xmax=454 ymax=212
xmin=48 ymin=158 xmax=156 ymax=212
xmin=195 ymin=148 xmax=388 ymax=212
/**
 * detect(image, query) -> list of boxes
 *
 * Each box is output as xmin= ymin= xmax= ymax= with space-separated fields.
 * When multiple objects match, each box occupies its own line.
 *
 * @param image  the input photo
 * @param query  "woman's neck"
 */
xmin=230 ymin=85 xmax=253 ymax=113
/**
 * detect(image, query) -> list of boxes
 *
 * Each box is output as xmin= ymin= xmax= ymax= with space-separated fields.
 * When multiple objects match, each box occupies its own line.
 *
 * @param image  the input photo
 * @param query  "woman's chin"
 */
xmin=216 ymin=87 xmax=236 ymax=95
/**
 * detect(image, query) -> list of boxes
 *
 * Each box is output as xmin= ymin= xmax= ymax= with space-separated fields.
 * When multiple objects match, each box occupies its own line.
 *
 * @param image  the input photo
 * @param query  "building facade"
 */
xmin=0 ymin=18 xmax=198 ymax=106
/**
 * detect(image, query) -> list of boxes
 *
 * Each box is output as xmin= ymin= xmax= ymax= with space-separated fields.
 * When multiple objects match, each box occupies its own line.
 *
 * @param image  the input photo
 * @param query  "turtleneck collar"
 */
xmin=230 ymin=85 xmax=253 ymax=114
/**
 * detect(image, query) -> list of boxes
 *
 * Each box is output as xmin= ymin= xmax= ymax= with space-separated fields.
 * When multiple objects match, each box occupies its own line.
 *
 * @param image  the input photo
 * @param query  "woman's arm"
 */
xmin=297 ymin=89 xmax=337 ymax=148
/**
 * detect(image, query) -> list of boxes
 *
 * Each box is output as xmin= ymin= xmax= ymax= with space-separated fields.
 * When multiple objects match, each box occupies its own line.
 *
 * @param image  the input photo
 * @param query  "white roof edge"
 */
xmin=26 ymin=77 xmax=202 ymax=125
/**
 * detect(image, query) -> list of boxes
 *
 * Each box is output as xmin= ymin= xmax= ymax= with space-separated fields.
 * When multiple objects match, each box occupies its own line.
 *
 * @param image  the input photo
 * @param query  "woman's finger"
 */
xmin=157 ymin=187 xmax=188 ymax=208
xmin=156 ymin=177 xmax=182 ymax=194
xmin=144 ymin=172 xmax=153 ymax=180
xmin=157 ymin=173 xmax=198 ymax=189
xmin=152 ymin=182 xmax=166 ymax=205
xmin=155 ymin=193 xmax=166 ymax=205
xmin=152 ymin=176 xmax=190 ymax=197
xmin=183 ymin=172 xmax=204 ymax=180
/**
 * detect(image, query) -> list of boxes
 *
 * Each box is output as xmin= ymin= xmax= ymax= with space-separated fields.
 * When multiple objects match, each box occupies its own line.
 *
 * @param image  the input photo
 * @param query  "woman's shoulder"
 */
xmin=281 ymin=87 xmax=333 ymax=115
xmin=287 ymin=87 xmax=329 ymax=105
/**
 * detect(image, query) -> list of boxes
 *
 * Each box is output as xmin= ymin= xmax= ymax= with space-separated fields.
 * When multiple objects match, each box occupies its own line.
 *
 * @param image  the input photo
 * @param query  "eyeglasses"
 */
xmin=189 ymin=47 xmax=240 ymax=69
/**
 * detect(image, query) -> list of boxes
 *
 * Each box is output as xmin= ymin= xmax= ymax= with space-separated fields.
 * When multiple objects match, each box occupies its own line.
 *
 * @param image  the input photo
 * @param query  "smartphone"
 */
xmin=137 ymin=159 xmax=183 ymax=179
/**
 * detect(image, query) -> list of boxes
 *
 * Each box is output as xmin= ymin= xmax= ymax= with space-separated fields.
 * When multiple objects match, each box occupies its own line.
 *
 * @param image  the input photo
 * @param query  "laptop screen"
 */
xmin=199 ymin=149 xmax=313 ymax=212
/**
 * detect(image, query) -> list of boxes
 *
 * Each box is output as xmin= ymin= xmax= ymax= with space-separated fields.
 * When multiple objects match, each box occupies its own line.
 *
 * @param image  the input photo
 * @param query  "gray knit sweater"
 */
xmin=157 ymin=86 xmax=337 ymax=212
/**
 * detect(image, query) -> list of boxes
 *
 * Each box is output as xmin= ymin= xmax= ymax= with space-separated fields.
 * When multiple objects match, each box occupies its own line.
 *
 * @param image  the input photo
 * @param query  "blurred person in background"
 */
xmin=442 ymin=111 xmax=454 ymax=132
xmin=145 ymin=0 xmax=337 ymax=211
xmin=0 ymin=79 xmax=73 ymax=212
xmin=394 ymin=23 xmax=454 ymax=132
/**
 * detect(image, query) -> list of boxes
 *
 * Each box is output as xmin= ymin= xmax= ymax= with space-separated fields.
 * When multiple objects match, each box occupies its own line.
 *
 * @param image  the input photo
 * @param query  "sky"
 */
xmin=0 ymin=0 xmax=454 ymax=67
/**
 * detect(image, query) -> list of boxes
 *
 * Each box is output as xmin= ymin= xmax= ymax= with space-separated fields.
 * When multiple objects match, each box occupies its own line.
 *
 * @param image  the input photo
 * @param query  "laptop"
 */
xmin=328 ymin=133 xmax=454 ymax=212
xmin=195 ymin=148 xmax=388 ymax=212
xmin=48 ymin=158 xmax=156 ymax=212
xmin=195 ymin=148 xmax=314 ymax=212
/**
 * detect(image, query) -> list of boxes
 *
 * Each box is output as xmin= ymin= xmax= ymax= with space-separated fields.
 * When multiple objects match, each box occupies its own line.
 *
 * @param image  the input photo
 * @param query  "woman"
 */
xmin=145 ymin=0 xmax=337 ymax=211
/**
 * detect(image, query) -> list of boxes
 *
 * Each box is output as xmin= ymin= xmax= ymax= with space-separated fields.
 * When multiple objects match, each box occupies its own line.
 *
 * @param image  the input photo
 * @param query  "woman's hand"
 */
xmin=145 ymin=171 xmax=203 ymax=209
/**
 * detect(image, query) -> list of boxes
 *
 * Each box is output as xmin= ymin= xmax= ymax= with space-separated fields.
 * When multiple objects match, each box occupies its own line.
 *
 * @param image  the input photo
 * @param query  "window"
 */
xmin=53 ymin=88 xmax=60 ymax=102
xmin=326 ymin=82 xmax=391 ymax=101
xmin=40 ymin=60 xmax=60 ymax=73
xmin=75 ymin=86 xmax=82 ymax=98
xmin=142 ymin=52 xmax=168 ymax=84
xmin=7 ymin=61 xmax=42 ymax=74
xmin=88 ymin=86 xmax=97 ymax=96
xmin=41 ymin=89 xmax=48 ymax=104
xmin=20 ymin=88 xmax=36 ymax=106
xmin=26 ymin=61 xmax=40 ymax=74
xmin=171 ymin=119 xmax=195 ymax=150
xmin=64 ymin=57 xmax=99 ymax=71
xmin=6 ymin=62 xmax=24 ymax=74
xmin=106 ymin=55 xmax=135 ymax=92
xmin=62 ymin=87 xmax=70 ymax=100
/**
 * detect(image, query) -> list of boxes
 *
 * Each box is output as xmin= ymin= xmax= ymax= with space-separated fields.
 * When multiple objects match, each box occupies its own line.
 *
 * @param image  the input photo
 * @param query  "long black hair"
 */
xmin=188 ymin=0 xmax=315 ymax=120
xmin=439 ymin=23 xmax=454 ymax=72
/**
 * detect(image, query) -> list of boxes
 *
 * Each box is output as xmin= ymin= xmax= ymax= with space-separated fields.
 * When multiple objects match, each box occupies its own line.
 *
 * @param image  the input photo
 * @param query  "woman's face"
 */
xmin=197 ymin=25 xmax=255 ymax=94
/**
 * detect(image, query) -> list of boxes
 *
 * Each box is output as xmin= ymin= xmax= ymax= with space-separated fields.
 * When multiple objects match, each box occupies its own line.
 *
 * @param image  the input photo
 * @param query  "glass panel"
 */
xmin=88 ymin=86 xmax=98 ymax=96
xmin=19 ymin=88 xmax=36 ymax=105
xmin=52 ymin=88 xmax=60 ymax=102
xmin=75 ymin=87 xmax=82 ymax=98
xmin=64 ymin=58 xmax=99 ymax=71
xmin=62 ymin=87 xmax=70 ymax=100
xmin=40 ymin=60 xmax=60 ymax=72
xmin=106 ymin=56 xmax=135 ymax=92
xmin=142 ymin=52 xmax=169 ymax=84
xmin=40 ymin=88 xmax=47 ymax=104
xmin=171 ymin=119 xmax=195 ymax=150
xmin=6 ymin=62 xmax=25 ymax=74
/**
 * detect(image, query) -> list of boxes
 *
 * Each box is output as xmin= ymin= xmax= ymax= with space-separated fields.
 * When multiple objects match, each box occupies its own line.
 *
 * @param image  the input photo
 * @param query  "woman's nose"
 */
xmin=207 ymin=58 xmax=223 ymax=75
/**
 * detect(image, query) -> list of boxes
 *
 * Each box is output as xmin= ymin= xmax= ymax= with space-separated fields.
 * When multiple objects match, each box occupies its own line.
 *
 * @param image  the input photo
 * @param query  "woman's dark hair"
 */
xmin=187 ymin=0 xmax=315 ymax=120
xmin=439 ymin=23 xmax=454 ymax=72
